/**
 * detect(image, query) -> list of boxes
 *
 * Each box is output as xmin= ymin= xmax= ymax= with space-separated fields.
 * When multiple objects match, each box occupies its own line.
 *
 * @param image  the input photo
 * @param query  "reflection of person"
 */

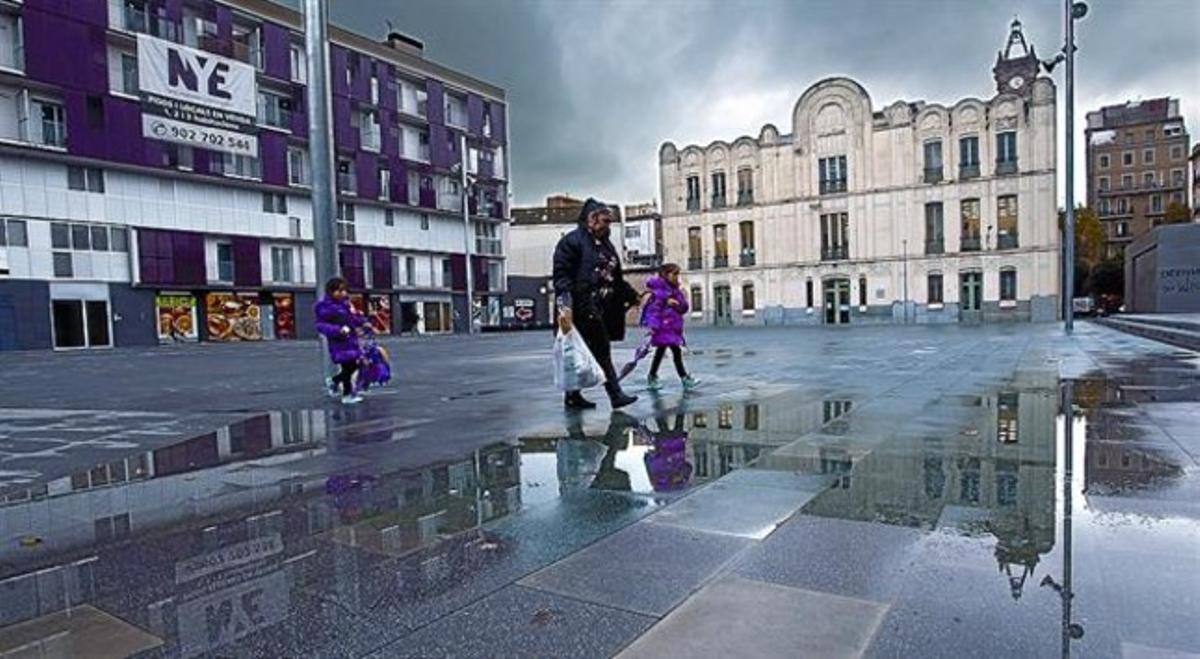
xmin=314 ymin=277 xmax=367 ymax=405
xmin=557 ymin=412 xmax=638 ymax=493
xmin=644 ymin=408 xmax=692 ymax=491
xmin=553 ymin=199 xmax=641 ymax=410
xmin=642 ymin=263 xmax=699 ymax=392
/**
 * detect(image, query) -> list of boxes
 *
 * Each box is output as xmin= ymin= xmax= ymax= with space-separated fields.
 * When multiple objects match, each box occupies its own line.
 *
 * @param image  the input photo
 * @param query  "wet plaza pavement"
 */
xmin=0 ymin=322 xmax=1198 ymax=658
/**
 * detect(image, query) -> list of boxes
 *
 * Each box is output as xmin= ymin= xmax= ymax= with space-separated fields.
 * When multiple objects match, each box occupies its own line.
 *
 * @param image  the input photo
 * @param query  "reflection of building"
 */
xmin=0 ymin=413 xmax=522 ymax=656
xmin=686 ymin=395 xmax=831 ymax=480
xmin=659 ymin=20 xmax=1058 ymax=326
xmin=0 ymin=0 xmax=510 ymax=349
xmin=1085 ymin=98 xmax=1191 ymax=259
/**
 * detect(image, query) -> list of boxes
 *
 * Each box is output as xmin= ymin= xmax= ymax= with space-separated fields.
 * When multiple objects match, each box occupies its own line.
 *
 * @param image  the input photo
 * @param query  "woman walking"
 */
xmin=314 ymin=277 xmax=367 ymax=405
xmin=553 ymin=198 xmax=641 ymax=410
xmin=642 ymin=263 xmax=699 ymax=391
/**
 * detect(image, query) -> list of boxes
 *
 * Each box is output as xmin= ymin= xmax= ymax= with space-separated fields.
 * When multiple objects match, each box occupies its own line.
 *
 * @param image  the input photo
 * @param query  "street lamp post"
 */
xmin=1045 ymin=1 xmax=1089 ymax=333
xmin=303 ymin=0 xmax=338 ymax=383
xmin=459 ymin=134 xmax=476 ymax=334
xmin=902 ymin=238 xmax=909 ymax=324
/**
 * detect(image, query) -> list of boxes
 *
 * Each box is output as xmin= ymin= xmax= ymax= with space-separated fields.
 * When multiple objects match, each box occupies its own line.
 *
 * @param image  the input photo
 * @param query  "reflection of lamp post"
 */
xmin=1042 ymin=379 xmax=1085 ymax=648
xmin=902 ymin=238 xmax=909 ymax=324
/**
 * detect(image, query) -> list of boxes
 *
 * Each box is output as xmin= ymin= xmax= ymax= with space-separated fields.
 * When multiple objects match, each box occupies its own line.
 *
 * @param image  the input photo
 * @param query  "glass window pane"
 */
xmin=0 ymin=220 xmax=19 ymax=247
xmin=67 ymin=166 xmax=85 ymax=190
xmin=110 ymin=227 xmax=129 ymax=252
xmin=87 ymin=168 xmax=105 ymax=193
xmin=53 ymin=252 xmax=73 ymax=277
xmin=90 ymin=226 xmax=109 ymax=251
xmin=85 ymin=301 xmax=110 ymax=346
xmin=71 ymin=224 xmax=90 ymax=250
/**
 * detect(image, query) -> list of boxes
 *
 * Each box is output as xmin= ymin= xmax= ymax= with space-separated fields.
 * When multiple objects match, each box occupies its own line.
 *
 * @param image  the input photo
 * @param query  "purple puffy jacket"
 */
xmin=642 ymin=276 xmax=689 ymax=347
xmin=314 ymin=296 xmax=366 ymax=364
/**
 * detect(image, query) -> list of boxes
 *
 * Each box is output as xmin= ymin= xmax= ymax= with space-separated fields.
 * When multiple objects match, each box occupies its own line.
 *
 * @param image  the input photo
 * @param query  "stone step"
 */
xmin=1095 ymin=317 xmax=1200 ymax=352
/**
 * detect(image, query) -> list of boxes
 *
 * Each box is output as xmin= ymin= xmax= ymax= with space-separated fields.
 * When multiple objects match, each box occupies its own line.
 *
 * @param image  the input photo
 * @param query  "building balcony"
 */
xmin=997 ymin=233 xmax=1019 ymax=250
xmin=1099 ymin=208 xmax=1134 ymax=219
xmin=713 ymin=254 xmax=729 ymax=269
xmin=737 ymin=192 xmax=754 ymax=207
xmin=740 ymin=250 xmax=756 ymax=267
xmin=959 ymin=163 xmax=981 ymax=180
xmin=475 ymin=238 xmax=503 ymax=256
xmin=819 ymin=180 xmax=848 ymax=195
xmin=688 ymin=257 xmax=703 ymax=271
xmin=925 ymin=239 xmax=944 ymax=255
xmin=711 ymin=196 xmax=727 ymax=210
xmin=995 ymin=159 xmax=1018 ymax=176
xmin=1099 ymin=179 xmax=1186 ymax=195
xmin=337 ymin=173 xmax=356 ymax=195
xmin=821 ymin=245 xmax=849 ymax=261
xmin=923 ymin=168 xmax=943 ymax=184
xmin=686 ymin=198 xmax=700 ymax=213
xmin=960 ymin=236 xmax=982 ymax=252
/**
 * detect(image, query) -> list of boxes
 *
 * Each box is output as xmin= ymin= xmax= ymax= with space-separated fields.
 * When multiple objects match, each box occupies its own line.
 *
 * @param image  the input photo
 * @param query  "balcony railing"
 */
xmin=925 ymin=239 xmax=944 ymax=255
xmin=1100 ymin=179 xmax=1185 ymax=194
xmin=476 ymin=237 xmax=503 ymax=256
xmin=997 ymin=233 xmax=1019 ymax=250
xmin=713 ymin=254 xmax=729 ymax=269
xmin=819 ymin=180 xmax=848 ymax=195
xmin=360 ymin=126 xmax=381 ymax=152
xmin=960 ymin=236 xmax=982 ymax=252
xmin=740 ymin=250 xmax=756 ymax=267
xmin=737 ymin=192 xmax=754 ymax=206
xmin=923 ymin=168 xmax=943 ymax=184
xmin=711 ymin=196 xmax=727 ymax=210
xmin=995 ymin=159 xmax=1018 ymax=176
xmin=686 ymin=198 xmax=700 ymax=213
xmin=959 ymin=163 xmax=980 ymax=180
xmin=688 ymin=256 xmax=703 ymax=270
xmin=231 ymin=39 xmax=263 ymax=68
xmin=337 ymin=173 xmax=356 ymax=195
xmin=821 ymin=245 xmax=849 ymax=261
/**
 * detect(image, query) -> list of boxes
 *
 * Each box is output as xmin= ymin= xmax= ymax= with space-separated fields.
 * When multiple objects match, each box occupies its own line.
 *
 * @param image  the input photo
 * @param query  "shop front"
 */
xmin=149 ymin=290 xmax=301 ymax=344
xmin=50 ymin=282 xmax=113 ymax=350
xmin=397 ymin=294 xmax=454 ymax=335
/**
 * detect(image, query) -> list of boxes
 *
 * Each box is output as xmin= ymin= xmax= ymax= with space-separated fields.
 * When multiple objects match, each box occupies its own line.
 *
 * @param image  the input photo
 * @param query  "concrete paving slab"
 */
xmin=618 ymin=575 xmax=888 ymax=659
xmin=643 ymin=481 xmax=814 ymax=539
xmin=518 ymin=522 xmax=752 ymax=616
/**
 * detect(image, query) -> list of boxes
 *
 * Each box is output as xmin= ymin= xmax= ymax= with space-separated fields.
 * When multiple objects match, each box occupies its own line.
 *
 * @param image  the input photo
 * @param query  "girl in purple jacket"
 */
xmin=642 ymin=264 xmax=700 ymax=391
xmin=314 ymin=277 xmax=367 ymax=404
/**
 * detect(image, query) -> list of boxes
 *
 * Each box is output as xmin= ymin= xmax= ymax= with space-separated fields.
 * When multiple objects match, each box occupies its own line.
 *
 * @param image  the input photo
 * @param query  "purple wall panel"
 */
xmin=24 ymin=8 xmax=107 ymax=94
xmin=370 ymin=248 xmax=393 ymax=290
xmin=379 ymin=65 xmax=397 ymax=112
xmin=260 ymin=131 xmax=288 ymax=186
xmin=429 ymin=124 xmax=450 ymax=169
xmin=473 ymin=255 xmax=489 ymax=293
xmin=333 ymin=97 xmax=355 ymax=149
xmin=330 ymin=46 xmax=349 ymax=96
xmin=192 ymin=149 xmax=213 ymax=175
xmin=425 ymin=80 xmax=445 ymax=125
xmin=449 ymin=254 xmax=466 ymax=291
xmin=165 ymin=0 xmax=183 ymax=22
xmin=339 ymin=246 xmax=365 ymax=289
xmin=467 ymin=95 xmax=484 ymax=136
xmin=352 ymin=57 xmax=370 ymax=102
xmin=262 ymin=22 xmax=290 ymax=81
xmin=355 ymin=151 xmax=378 ymax=200
xmin=490 ymin=102 xmax=507 ymax=145
xmin=138 ymin=229 xmax=205 ymax=286
xmin=390 ymin=158 xmax=407 ymax=202
xmin=379 ymin=111 xmax=397 ymax=158
xmin=419 ymin=173 xmax=436 ymax=208
xmin=232 ymin=236 xmax=262 ymax=287
xmin=25 ymin=0 xmax=106 ymax=25
xmin=215 ymin=5 xmax=232 ymax=43
xmin=289 ymin=86 xmax=309 ymax=138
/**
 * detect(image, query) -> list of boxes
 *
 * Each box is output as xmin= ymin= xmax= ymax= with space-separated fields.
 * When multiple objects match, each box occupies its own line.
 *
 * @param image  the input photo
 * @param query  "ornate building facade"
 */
xmin=658 ymin=21 xmax=1059 ymax=325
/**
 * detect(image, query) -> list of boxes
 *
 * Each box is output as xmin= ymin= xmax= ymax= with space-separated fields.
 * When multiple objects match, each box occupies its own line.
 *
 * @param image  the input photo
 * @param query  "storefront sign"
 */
xmin=137 ymin=34 xmax=258 ymax=156
xmin=156 ymin=293 xmax=198 ymax=342
xmin=350 ymin=294 xmax=392 ymax=334
xmin=513 ymin=298 xmax=535 ymax=322
xmin=205 ymin=292 xmax=262 ymax=342
xmin=175 ymin=533 xmax=283 ymax=585
xmin=272 ymin=293 xmax=296 ymax=339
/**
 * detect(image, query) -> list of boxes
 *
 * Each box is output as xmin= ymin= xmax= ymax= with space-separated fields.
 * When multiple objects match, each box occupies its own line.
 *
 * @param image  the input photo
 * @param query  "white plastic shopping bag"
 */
xmin=553 ymin=328 xmax=607 ymax=392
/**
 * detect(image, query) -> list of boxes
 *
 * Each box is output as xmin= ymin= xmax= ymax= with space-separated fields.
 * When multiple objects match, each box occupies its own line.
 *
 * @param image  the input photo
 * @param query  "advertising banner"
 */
xmin=349 ymin=294 xmax=392 ymax=334
xmin=137 ymin=34 xmax=258 ymax=156
xmin=205 ymin=292 xmax=262 ymax=342
xmin=156 ymin=293 xmax=198 ymax=342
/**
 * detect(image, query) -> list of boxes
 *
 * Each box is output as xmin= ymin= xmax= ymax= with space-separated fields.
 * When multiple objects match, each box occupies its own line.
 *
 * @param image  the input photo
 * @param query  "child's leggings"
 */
xmin=650 ymin=345 xmax=687 ymax=378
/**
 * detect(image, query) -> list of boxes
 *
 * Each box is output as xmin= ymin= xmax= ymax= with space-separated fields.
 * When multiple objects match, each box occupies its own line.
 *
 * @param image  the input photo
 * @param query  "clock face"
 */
xmin=1009 ymin=76 xmax=1026 ymax=90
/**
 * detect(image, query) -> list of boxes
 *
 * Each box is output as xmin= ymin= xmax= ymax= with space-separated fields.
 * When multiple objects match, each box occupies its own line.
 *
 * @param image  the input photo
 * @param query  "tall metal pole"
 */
xmin=304 ymin=0 xmax=339 ymax=382
xmin=460 ymin=134 xmax=476 ymax=334
xmin=1063 ymin=0 xmax=1076 ymax=333
xmin=902 ymin=238 xmax=909 ymax=324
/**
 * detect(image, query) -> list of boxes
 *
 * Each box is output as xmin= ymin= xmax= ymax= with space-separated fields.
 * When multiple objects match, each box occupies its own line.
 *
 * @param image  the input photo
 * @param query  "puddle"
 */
xmin=0 ymin=352 xmax=1197 ymax=657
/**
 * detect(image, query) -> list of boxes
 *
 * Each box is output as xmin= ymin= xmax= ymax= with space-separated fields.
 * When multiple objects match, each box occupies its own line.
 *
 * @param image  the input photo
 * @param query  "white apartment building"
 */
xmin=659 ymin=21 xmax=1059 ymax=326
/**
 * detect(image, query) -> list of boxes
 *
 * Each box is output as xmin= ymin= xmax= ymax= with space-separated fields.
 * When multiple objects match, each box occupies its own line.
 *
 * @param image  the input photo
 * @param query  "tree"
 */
xmin=1164 ymin=201 xmax=1191 ymax=225
xmin=1074 ymin=206 xmax=1105 ymax=268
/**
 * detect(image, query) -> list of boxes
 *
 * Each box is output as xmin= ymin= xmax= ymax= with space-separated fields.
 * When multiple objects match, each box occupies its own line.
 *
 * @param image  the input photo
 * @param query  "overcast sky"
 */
xmin=310 ymin=0 xmax=1200 ymax=209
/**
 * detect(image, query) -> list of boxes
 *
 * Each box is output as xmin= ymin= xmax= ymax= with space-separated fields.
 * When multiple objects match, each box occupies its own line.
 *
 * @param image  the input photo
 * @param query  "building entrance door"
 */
xmin=823 ymin=278 xmax=851 ymax=324
xmin=51 ymin=299 xmax=111 ymax=349
xmin=960 ymin=271 xmax=983 ymax=323
xmin=714 ymin=284 xmax=733 ymax=326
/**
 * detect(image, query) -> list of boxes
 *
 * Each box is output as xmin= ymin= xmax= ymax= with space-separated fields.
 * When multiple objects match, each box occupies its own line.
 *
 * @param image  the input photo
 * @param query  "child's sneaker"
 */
xmin=341 ymin=394 xmax=364 ymax=405
xmin=682 ymin=376 xmax=701 ymax=391
xmin=647 ymin=376 xmax=663 ymax=391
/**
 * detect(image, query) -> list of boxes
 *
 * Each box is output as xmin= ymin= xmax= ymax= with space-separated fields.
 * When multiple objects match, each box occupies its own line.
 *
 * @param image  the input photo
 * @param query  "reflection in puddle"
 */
xmin=0 ymin=355 xmax=1197 ymax=657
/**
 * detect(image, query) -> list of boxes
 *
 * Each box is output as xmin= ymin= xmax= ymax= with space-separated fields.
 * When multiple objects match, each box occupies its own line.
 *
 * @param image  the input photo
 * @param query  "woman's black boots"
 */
xmin=605 ymin=383 xmax=638 ymax=409
xmin=564 ymin=391 xmax=597 ymax=409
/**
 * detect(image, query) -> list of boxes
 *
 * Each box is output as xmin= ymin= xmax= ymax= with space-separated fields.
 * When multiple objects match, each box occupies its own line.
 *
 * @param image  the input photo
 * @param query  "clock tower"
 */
xmin=994 ymin=18 xmax=1040 ymax=96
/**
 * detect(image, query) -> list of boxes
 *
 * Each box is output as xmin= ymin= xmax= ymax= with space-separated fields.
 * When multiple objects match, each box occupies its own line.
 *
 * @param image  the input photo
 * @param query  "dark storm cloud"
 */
xmin=303 ymin=0 xmax=1199 ymax=207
